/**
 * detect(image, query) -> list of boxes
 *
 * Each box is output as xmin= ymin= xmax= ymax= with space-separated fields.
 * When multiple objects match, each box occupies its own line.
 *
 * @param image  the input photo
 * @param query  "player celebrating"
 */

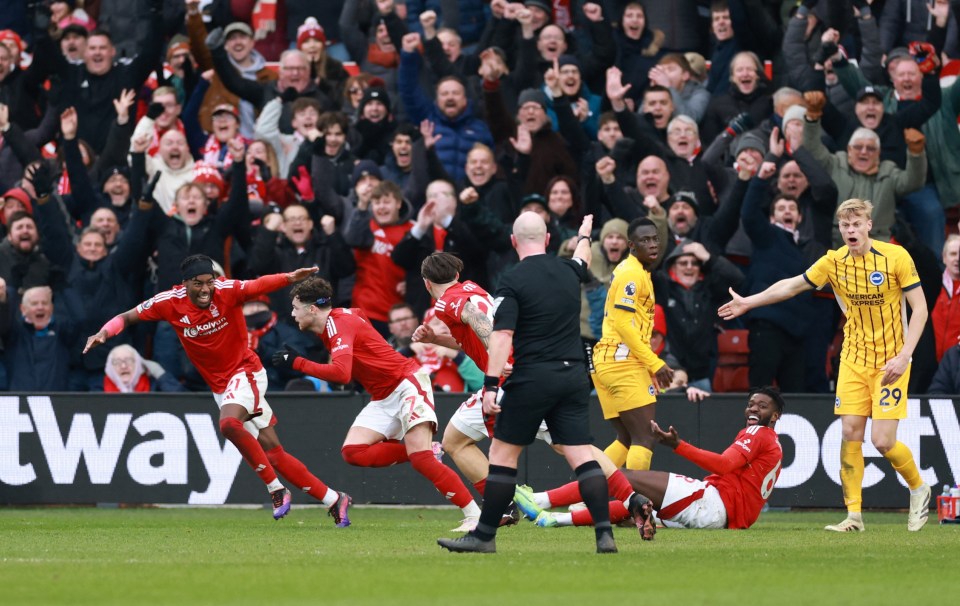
xmin=273 ymin=277 xmax=482 ymax=524
xmin=622 ymin=387 xmax=784 ymax=538
xmin=592 ymin=218 xmax=674 ymax=473
xmin=84 ymin=255 xmax=353 ymax=526
xmin=719 ymin=199 xmax=931 ymax=532
xmin=417 ymin=252 xmax=628 ymax=531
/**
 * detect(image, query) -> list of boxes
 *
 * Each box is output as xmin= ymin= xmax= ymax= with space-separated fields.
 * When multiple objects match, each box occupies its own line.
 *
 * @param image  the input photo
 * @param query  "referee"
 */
xmin=438 ymin=211 xmax=617 ymax=554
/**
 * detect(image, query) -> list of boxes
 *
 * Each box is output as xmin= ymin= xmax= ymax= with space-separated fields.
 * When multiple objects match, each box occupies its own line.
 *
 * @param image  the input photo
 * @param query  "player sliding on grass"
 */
xmin=514 ymin=387 xmax=783 ymax=536
xmin=272 ymin=276 xmax=482 ymax=525
xmin=85 ymin=255 xmax=353 ymax=526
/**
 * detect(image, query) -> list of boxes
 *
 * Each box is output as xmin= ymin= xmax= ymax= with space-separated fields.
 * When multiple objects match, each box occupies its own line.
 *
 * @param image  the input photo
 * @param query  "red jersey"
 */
xmin=135 ymin=275 xmax=287 ymax=392
xmin=352 ymin=220 xmax=412 ymax=322
xmin=434 ymin=281 xmax=497 ymax=370
xmin=676 ymin=424 xmax=782 ymax=529
xmin=295 ymin=308 xmax=420 ymax=399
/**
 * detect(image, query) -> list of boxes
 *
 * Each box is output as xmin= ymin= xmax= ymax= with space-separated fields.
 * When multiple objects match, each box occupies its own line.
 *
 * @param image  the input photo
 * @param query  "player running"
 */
xmin=272 ymin=276 xmax=482 ymax=524
xmin=84 ymin=255 xmax=353 ymax=526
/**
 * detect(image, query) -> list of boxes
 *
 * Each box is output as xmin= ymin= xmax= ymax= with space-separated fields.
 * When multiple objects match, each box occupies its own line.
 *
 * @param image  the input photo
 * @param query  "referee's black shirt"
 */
xmin=492 ymin=254 xmax=589 ymax=367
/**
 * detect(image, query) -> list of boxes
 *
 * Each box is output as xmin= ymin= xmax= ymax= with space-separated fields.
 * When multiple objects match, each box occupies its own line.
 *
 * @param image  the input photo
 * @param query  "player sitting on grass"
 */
xmin=516 ymin=387 xmax=784 ymax=538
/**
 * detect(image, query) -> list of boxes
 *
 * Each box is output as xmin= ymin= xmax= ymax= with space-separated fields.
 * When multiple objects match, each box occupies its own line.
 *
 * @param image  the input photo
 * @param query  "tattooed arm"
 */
xmin=462 ymin=301 xmax=494 ymax=348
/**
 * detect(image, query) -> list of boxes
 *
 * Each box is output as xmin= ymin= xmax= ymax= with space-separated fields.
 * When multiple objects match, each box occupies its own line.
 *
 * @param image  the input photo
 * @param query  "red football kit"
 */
xmin=675 ymin=424 xmax=782 ymax=529
xmin=294 ymin=308 xmax=420 ymax=399
xmin=352 ymin=220 xmax=412 ymax=322
xmin=136 ymin=275 xmax=288 ymax=392
xmin=433 ymin=281 xmax=497 ymax=370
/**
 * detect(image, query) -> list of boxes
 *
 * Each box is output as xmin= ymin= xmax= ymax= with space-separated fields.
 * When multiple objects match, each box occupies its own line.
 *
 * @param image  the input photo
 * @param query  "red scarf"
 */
xmin=432 ymin=225 xmax=447 ymax=252
xmin=104 ymin=374 xmax=152 ymax=392
xmin=367 ymin=43 xmax=399 ymax=68
xmin=247 ymin=312 xmax=278 ymax=351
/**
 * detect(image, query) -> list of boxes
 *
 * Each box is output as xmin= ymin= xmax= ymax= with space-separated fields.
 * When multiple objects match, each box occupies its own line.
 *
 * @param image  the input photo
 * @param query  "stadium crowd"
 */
xmin=0 ymin=0 xmax=959 ymax=395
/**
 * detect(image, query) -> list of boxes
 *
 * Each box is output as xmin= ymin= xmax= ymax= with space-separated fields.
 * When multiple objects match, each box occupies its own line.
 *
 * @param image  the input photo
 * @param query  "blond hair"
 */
xmin=836 ymin=198 xmax=874 ymax=221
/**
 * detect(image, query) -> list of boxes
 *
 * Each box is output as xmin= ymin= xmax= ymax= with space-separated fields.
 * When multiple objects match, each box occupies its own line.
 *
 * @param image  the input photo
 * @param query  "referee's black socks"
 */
xmin=575 ymin=460 xmax=613 ymax=540
xmin=473 ymin=464 xmax=516 ymax=541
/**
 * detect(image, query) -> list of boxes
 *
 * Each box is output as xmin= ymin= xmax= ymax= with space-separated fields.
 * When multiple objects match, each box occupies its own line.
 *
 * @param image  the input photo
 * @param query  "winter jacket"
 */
xmin=32 ymin=193 xmax=149 ymax=373
xmin=0 ymin=292 xmax=76 ymax=392
xmin=187 ymin=10 xmax=278 ymax=138
xmin=652 ymin=254 xmax=744 ymax=382
xmin=247 ymin=225 xmax=356 ymax=322
xmin=835 ymin=60 xmax=960 ymax=210
xmin=700 ymin=79 xmax=774 ymax=146
xmin=398 ymin=50 xmax=493 ymax=183
xmin=803 ymin=118 xmax=926 ymax=245
xmin=739 ymin=176 xmax=816 ymax=338
xmin=933 ymin=272 xmax=960 ymax=362
xmin=928 ymin=344 xmax=960 ymax=394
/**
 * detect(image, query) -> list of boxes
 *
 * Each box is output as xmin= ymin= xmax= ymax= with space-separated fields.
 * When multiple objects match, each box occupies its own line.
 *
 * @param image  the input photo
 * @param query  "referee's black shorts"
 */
xmin=493 ymin=361 xmax=593 ymax=446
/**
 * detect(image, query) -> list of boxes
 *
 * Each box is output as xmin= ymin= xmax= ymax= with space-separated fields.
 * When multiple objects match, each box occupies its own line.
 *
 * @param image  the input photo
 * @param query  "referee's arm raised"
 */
xmin=572 ymin=215 xmax=594 ymax=268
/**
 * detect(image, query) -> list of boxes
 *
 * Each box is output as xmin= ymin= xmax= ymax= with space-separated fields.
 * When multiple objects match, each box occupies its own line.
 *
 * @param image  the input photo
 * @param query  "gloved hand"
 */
xmin=803 ymin=91 xmax=826 ymax=121
xmin=142 ymin=171 xmax=162 ymax=204
xmin=909 ymin=41 xmax=939 ymax=75
xmin=27 ymin=162 xmax=54 ymax=198
xmin=146 ymin=102 xmax=165 ymax=121
xmin=816 ymin=40 xmax=839 ymax=65
xmin=281 ymin=87 xmax=299 ymax=103
xmin=290 ymin=165 xmax=315 ymax=201
xmin=904 ymin=128 xmax=926 ymax=154
xmin=272 ymin=344 xmax=304 ymax=370
xmin=253 ymin=158 xmax=272 ymax=182
xmin=724 ymin=112 xmax=753 ymax=137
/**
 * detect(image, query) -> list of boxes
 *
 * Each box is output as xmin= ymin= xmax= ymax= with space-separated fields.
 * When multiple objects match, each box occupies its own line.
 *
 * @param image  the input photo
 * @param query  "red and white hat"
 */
xmin=297 ymin=17 xmax=327 ymax=48
xmin=0 ymin=30 xmax=24 ymax=55
xmin=211 ymin=103 xmax=239 ymax=119
xmin=193 ymin=161 xmax=225 ymax=191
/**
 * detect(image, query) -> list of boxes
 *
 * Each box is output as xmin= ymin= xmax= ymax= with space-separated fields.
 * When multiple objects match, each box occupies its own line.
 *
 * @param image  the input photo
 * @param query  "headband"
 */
xmin=181 ymin=257 xmax=216 ymax=282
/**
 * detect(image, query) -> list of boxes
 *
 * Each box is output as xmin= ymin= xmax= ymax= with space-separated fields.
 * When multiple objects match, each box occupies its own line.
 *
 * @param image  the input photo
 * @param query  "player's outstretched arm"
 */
xmin=83 ymin=309 xmax=141 ymax=354
xmin=718 ymin=275 xmax=811 ymax=320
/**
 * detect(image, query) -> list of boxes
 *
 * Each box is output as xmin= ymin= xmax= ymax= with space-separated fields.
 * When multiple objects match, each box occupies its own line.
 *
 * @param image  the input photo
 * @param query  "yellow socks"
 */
xmin=626 ymin=445 xmax=653 ymax=471
xmin=604 ymin=440 xmax=628 ymax=468
xmin=840 ymin=441 xmax=864 ymax=513
xmin=884 ymin=441 xmax=923 ymax=490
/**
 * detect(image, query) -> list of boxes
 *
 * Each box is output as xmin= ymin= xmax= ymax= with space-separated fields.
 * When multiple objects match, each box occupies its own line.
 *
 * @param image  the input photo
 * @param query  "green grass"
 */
xmin=0 ymin=507 xmax=956 ymax=606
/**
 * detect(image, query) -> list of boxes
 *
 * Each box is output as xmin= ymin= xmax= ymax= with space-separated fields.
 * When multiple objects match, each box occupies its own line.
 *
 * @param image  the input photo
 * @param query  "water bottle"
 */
xmin=945 ymin=484 xmax=952 ymax=498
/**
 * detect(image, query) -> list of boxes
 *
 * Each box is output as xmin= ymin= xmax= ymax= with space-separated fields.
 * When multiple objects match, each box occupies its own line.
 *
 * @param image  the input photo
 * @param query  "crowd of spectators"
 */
xmin=0 ymin=0 xmax=958 ymax=394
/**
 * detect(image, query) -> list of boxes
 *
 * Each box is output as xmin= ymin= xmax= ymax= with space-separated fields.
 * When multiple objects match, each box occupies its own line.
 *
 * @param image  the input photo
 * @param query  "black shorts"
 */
xmin=493 ymin=361 xmax=593 ymax=446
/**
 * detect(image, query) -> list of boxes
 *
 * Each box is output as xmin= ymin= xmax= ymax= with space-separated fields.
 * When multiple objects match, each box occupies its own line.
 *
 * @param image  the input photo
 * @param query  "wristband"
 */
xmin=483 ymin=375 xmax=500 ymax=388
xmin=577 ymin=235 xmax=591 ymax=243
xmin=101 ymin=315 xmax=126 ymax=338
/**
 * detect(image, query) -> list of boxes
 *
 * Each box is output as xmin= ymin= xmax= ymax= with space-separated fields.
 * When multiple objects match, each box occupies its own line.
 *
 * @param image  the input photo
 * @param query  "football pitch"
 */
xmin=1 ymin=507 xmax=955 ymax=606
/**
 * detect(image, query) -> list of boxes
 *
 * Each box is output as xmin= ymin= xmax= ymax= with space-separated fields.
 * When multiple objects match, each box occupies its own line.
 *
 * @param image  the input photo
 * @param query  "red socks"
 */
xmin=570 ymin=501 xmax=630 ymax=526
xmin=473 ymin=479 xmax=486 ymax=496
xmin=546 ymin=480 xmax=582 ymax=507
xmin=409 ymin=450 xmax=474 ymax=508
xmin=606 ymin=470 xmax=634 ymax=501
xmin=547 ymin=470 xmax=634 ymax=506
xmin=219 ymin=417 xmax=277 ymax=485
xmin=266 ymin=446 xmax=329 ymax=500
xmin=341 ymin=442 xmax=410 ymax=467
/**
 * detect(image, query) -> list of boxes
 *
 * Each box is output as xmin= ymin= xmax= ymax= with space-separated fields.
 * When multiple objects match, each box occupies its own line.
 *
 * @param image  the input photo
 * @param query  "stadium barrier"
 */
xmin=1 ymin=392 xmax=958 ymax=508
